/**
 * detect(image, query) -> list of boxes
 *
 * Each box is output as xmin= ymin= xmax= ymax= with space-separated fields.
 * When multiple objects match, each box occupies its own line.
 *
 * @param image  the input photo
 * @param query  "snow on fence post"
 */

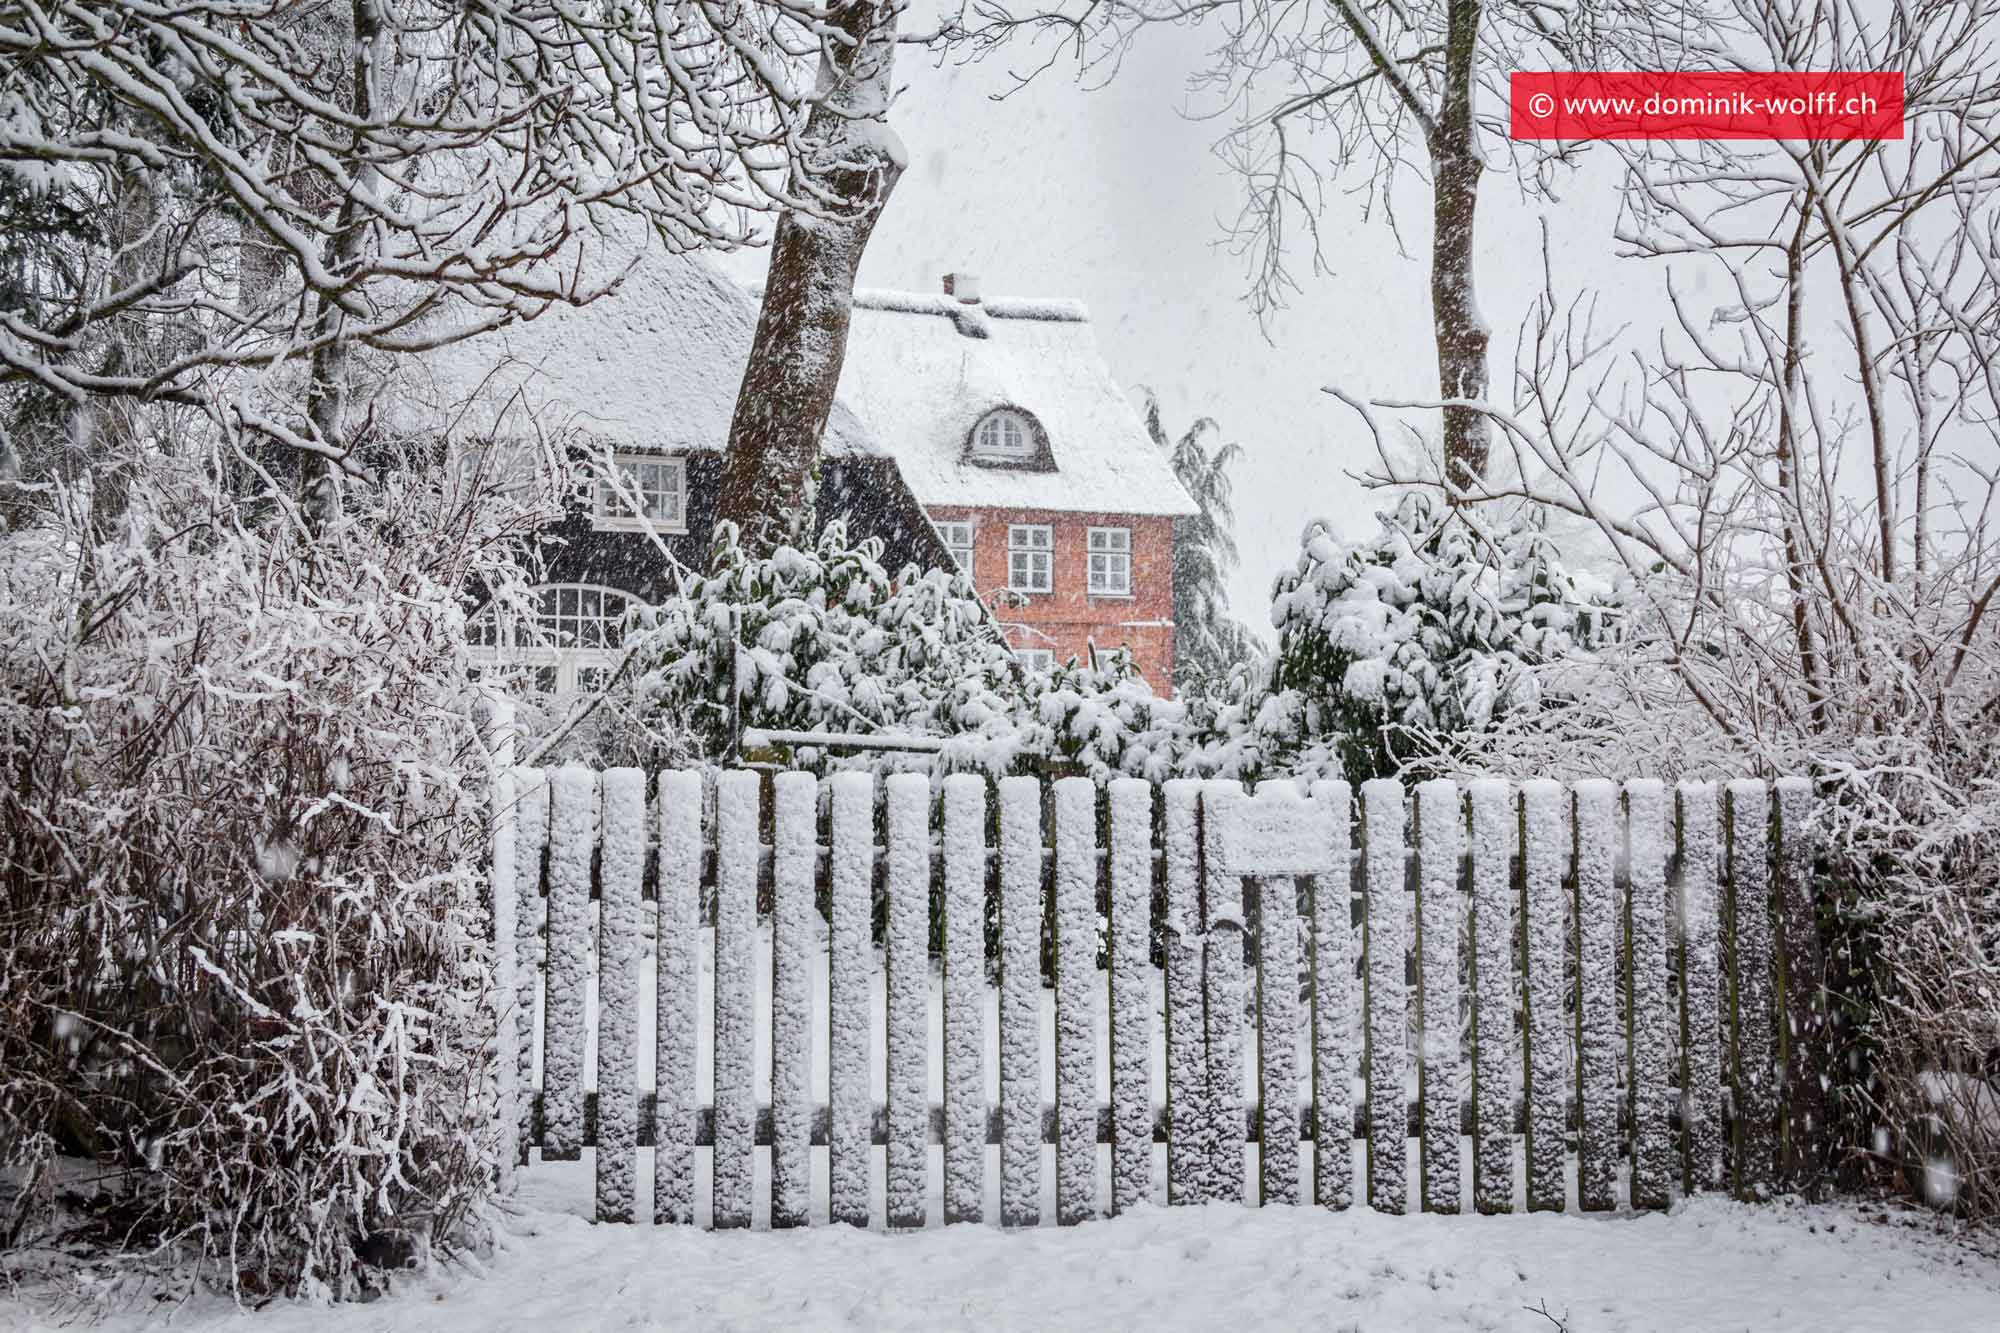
xmin=1726 ymin=780 xmax=1776 ymax=1201
xmin=1573 ymin=780 xmax=1620 ymax=1212
xmin=827 ymin=772 xmax=874 ymax=1228
xmin=885 ymin=772 xmax=931 ymax=1230
xmin=998 ymin=776 xmax=1044 ymax=1227
xmin=713 ymin=770 xmax=759 ymax=1229
xmin=770 ymin=771 xmax=817 ymax=1229
xmin=655 ymin=770 xmax=702 ymax=1225
xmin=542 ymin=765 xmax=597 ymax=1162
xmin=1053 ymin=776 xmax=1100 ymax=1225
xmin=1249 ymin=787 xmax=1303 ymax=1207
xmin=595 ymin=768 xmax=645 ymax=1224
xmin=1676 ymin=782 xmax=1725 ymax=1193
xmin=1308 ymin=780 xmax=1354 ymax=1210
xmin=509 ymin=767 xmax=549 ymax=1169
xmin=1520 ymin=778 xmax=1568 ymax=1212
xmin=1772 ymin=777 xmax=1827 ymax=1191
xmin=1361 ymin=778 xmax=1409 ymax=1215
xmin=1163 ymin=779 xmax=1208 ymax=1205
xmin=1201 ymin=780 xmax=1247 ymax=1205
xmin=1415 ymin=779 xmax=1463 ymax=1215
xmin=1625 ymin=779 xmax=1674 ymax=1210
xmin=1467 ymin=780 xmax=1515 ymax=1214
xmin=942 ymin=774 xmax=988 ymax=1225
xmin=489 ymin=766 xmax=519 ymax=1197
xmin=1108 ymin=778 xmax=1155 ymax=1215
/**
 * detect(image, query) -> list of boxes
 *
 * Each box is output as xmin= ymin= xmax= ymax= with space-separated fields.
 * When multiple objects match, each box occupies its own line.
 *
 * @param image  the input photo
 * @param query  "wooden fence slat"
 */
xmin=1202 ymin=781 xmax=1246 ymax=1205
xmin=655 ymin=770 xmax=701 ymax=1225
xmin=1361 ymin=778 xmax=1408 ymax=1215
xmin=713 ymin=770 xmax=758 ymax=1229
xmin=542 ymin=765 xmax=596 ymax=1162
xmin=885 ymin=771 xmax=930 ymax=1229
xmin=1520 ymin=778 xmax=1567 ymax=1212
xmin=942 ymin=774 xmax=987 ymax=1225
xmin=1774 ymin=777 xmax=1827 ymax=1190
xmin=1574 ymin=779 xmax=1620 ymax=1212
xmin=595 ymin=767 xmax=644 ymax=1223
xmin=491 ymin=769 xmax=519 ymax=1197
xmin=1625 ymin=779 xmax=1674 ymax=1210
xmin=1163 ymin=779 xmax=1208 ymax=1205
xmin=1727 ymin=780 xmax=1776 ymax=1201
xmin=1308 ymin=780 xmax=1354 ymax=1211
xmin=1251 ymin=781 xmax=1302 ymax=1206
xmin=827 ymin=772 xmax=873 ymax=1227
xmin=509 ymin=767 xmax=549 ymax=1168
xmin=769 ymin=771 xmax=816 ymax=1229
xmin=1109 ymin=779 xmax=1155 ymax=1214
xmin=1053 ymin=776 xmax=1099 ymax=1225
xmin=1416 ymin=779 xmax=1463 ymax=1215
xmin=1468 ymin=780 xmax=1514 ymax=1214
xmin=1677 ymin=781 xmax=1725 ymax=1193
xmin=998 ymin=776 xmax=1043 ymax=1227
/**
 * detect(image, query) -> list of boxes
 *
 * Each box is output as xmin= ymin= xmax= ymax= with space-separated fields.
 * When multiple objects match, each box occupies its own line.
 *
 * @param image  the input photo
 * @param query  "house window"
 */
xmin=594 ymin=453 xmax=687 ymax=532
xmin=468 ymin=583 xmax=640 ymax=694
xmin=1014 ymin=648 xmax=1055 ymax=673
xmin=936 ymin=520 xmax=975 ymax=580
xmin=1008 ymin=524 xmax=1052 ymax=592
xmin=1088 ymin=527 xmax=1131 ymax=595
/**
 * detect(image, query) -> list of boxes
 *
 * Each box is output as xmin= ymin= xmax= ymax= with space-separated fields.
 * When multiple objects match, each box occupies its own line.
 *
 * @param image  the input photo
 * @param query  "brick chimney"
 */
xmin=943 ymin=272 xmax=981 ymax=305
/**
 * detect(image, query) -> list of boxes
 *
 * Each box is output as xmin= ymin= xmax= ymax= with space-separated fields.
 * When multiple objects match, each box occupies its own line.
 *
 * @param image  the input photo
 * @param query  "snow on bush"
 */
xmin=0 ymin=439 xmax=558 ymax=1295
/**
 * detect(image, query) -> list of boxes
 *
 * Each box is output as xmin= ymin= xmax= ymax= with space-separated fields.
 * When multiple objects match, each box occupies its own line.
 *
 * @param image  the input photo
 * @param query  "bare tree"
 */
xmin=715 ymin=0 xmax=908 ymax=554
xmin=0 ymin=1 xmax=865 ymax=512
xmin=949 ymin=0 xmax=1683 ymax=490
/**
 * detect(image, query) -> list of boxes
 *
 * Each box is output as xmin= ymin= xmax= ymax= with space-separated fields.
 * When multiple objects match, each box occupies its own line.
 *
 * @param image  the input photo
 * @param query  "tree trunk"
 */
xmin=715 ymin=3 xmax=905 ymax=557
xmin=1430 ymin=0 xmax=1490 ymax=494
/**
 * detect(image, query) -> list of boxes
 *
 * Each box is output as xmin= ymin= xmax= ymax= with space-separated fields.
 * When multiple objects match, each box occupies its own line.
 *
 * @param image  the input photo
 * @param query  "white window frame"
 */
xmin=972 ymin=409 xmax=1039 ymax=463
xmin=1014 ymin=648 xmax=1055 ymax=673
xmin=1087 ymin=526 xmax=1132 ymax=596
xmin=594 ymin=453 xmax=688 ymax=534
xmin=936 ymin=519 xmax=975 ymax=581
xmin=468 ymin=583 xmax=640 ymax=694
xmin=1007 ymin=524 xmax=1053 ymax=593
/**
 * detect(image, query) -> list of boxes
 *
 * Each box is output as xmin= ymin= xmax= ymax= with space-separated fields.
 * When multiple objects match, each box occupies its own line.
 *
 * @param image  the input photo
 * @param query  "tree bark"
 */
xmin=715 ymin=2 xmax=905 ymax=557
xmin=1429 ymin=0 xmax=1490 ymax=495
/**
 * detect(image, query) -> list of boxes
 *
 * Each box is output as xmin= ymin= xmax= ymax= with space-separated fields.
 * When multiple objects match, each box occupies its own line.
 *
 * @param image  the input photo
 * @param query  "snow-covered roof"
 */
xmin=399 ymin=251 xmax=878 ymax=458
xmin=832 ymin=288 xmax=1200 ymax=517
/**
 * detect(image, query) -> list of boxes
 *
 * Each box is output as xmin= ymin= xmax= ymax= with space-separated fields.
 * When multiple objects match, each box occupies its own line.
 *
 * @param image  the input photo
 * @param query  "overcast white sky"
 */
xmin=720 ymin=21 xmax=1639 ymax=640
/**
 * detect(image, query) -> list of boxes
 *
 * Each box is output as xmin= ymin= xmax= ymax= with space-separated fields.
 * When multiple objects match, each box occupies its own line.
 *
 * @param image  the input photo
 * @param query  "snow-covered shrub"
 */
xmin=0 ymin=439 xmax=557 ymax=1295
xmin=1260 ymin=494 xmax=1618 ymax=782
xmin=627 ymin=521 xmax=1197 ymax=779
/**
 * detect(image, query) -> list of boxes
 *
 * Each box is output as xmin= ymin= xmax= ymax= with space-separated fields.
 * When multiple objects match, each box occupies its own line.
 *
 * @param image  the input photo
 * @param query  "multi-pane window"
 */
xmin=1088 ymin=527 xmax=1131 ymax=595
xmin=468 ymin=583 xmax=639 ymax=694
xmin=1014 ymin=648 xmax=1055 ymax=673
xmin=1008 ymin=524 xmax=1053 ymax=592
xmin=973 ymin=409 xmax=1037 ymax=462
xmin=595 ymin=453 xmax=686 ymax=532
xmin=936 ymin=520 xmax=975 ymax=580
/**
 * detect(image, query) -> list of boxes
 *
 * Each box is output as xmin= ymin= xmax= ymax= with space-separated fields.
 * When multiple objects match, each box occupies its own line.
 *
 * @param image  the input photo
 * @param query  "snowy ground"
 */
xmin=6 ymin=1171 xmax=1995 ymax=1333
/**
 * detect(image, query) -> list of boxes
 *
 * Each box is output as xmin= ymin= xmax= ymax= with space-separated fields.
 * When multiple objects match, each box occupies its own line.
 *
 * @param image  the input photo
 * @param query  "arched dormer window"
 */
xmin=965 ymin=406 xmax=1054 ymax=470
xmin=469 ymin=583 xmax=643 ymax=694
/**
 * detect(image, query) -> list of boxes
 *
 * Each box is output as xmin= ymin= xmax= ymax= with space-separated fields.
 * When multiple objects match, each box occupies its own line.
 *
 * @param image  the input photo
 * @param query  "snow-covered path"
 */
xmin=8 ymin=1188 xmax=1993 ymax=1332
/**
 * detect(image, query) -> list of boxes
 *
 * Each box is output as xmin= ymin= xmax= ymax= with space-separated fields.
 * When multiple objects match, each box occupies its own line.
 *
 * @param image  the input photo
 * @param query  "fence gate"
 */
xmin=490 ymin=769 xmax=1826 ymax=1227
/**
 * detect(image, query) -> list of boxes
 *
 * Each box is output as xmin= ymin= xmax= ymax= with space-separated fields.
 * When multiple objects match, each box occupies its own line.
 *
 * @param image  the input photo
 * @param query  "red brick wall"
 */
xmin=926 ymin=506 xmax=1176 ymax=693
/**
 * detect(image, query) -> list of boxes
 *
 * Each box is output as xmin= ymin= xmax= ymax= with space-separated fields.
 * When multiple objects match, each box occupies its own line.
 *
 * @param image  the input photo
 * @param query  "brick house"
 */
xmin=416 ymin=256 xmax=1194 ymax=695
xmin=835 ymin=275 xmax=1198 ymax=689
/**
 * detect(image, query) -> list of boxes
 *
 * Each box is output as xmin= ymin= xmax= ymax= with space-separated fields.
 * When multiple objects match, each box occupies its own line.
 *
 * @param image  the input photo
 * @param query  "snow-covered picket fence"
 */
xmin=493 ymin=767 xmax=1823 ymax=1228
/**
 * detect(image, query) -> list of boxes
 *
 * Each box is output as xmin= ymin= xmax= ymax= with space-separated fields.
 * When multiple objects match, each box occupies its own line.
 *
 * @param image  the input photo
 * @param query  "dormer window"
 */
xmin=965 ymin=406 xmax=1053 ymax=469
